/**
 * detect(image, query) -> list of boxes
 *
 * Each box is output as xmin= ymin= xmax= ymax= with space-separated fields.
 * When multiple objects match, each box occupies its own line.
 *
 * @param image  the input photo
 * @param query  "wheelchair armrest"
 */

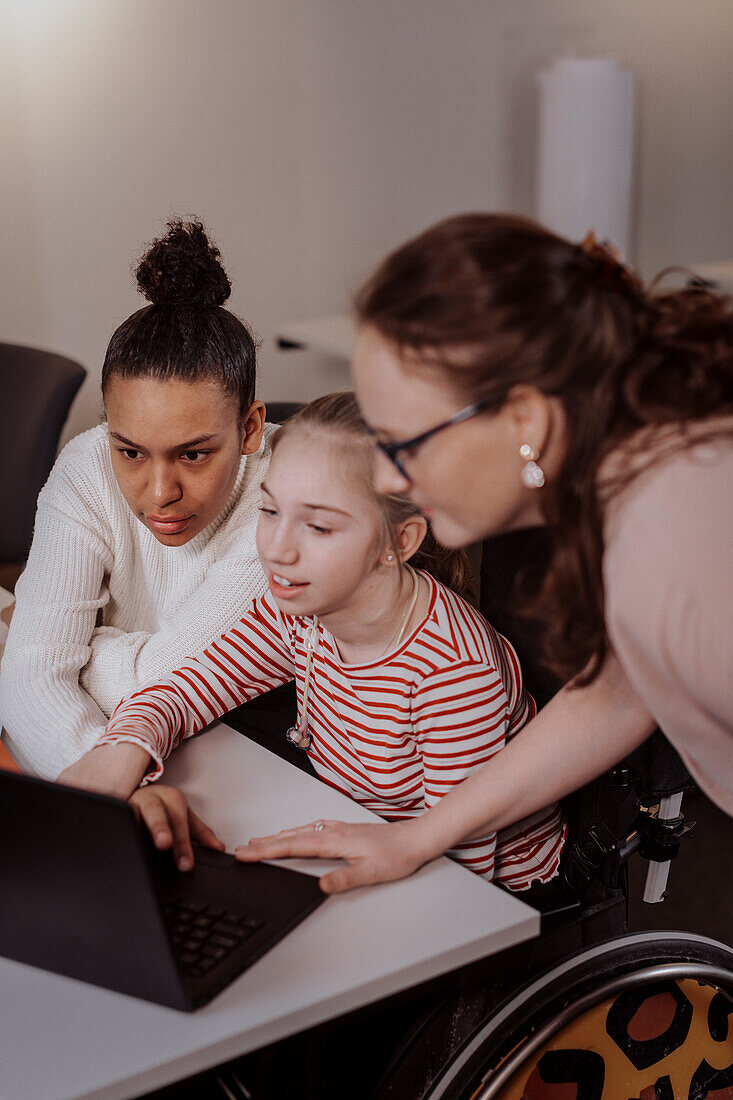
xmin=625 ymin=728 xmax=696 ymax=801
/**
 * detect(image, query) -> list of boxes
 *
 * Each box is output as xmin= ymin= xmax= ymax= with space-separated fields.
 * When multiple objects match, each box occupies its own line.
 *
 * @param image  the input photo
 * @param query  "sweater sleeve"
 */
xmin=79 ymin=554 xmax=268 ymax=716
xmin=0 ymin=465 xmax=115 ymax=779
xmin=78 ymin=435 xmax=272 ymax=717
xmin=411 ymin=661 xmax=511 ymax=879
xmin=95 ymin=593 xmax=296 ymax=779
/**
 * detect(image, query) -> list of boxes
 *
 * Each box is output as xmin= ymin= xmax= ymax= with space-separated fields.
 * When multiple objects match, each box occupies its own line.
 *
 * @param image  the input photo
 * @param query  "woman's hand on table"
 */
xmin=235 ymin=816 xmax=438 ymax=894
xmin=57 ymin=742 xmax=153 ymax=801
xmin=130 ymin=785 xmax=225 ymax=872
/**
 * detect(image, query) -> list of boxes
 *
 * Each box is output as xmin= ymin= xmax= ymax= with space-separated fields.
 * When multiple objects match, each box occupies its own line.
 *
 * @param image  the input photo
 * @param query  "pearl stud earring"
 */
xmin=520 ymin=443 xmax=545 ymax=489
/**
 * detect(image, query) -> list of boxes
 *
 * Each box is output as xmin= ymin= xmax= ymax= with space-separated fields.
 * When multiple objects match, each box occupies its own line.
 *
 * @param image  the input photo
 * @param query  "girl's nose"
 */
xmin=374 ymin=449 xmax=411 ymax=495
xmin=267 ymin=524 xmax=298 ymax=564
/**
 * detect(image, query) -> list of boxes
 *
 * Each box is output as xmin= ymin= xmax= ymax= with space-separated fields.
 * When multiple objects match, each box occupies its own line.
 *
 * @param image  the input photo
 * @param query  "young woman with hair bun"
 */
xmin=1 ymin=219 xmax=274 ymax=792
xmin=240 ymin=213 xmax=733 ymax=893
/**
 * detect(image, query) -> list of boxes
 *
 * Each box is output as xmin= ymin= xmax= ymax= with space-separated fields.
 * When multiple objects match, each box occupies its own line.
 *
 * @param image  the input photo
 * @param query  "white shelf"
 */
xmin=688 ymin=259 xmax=733 ymax=291
xmin=276 ymin=314 xmax=355 ymax=360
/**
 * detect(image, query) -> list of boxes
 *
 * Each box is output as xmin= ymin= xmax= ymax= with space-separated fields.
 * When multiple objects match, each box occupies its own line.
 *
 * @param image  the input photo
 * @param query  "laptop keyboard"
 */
xmin=162 ymin=898 xmax=265 ymax=978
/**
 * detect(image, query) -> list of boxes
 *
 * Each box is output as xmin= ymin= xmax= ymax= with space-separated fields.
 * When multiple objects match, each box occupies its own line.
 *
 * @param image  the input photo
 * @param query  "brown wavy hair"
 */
xmin=355 ymin=213 xmax=733 ymax=684
xmin=272 ymin=391 xmax=474 ymax=601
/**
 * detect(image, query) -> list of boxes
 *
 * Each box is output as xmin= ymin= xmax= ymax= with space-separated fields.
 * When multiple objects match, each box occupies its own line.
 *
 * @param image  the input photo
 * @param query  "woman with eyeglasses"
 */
xmin=239 ymin=212 xmax=733 ymax=895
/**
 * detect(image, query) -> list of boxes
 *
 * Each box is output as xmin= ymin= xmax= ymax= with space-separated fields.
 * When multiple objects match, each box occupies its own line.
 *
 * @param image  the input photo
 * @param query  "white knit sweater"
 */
xmin=0 ymin=422 xmax=275 ymax=778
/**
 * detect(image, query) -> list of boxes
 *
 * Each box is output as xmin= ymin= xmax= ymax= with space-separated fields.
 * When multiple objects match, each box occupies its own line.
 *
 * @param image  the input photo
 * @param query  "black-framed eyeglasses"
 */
xmin=367 ymin=399 xmax=492 ymax=479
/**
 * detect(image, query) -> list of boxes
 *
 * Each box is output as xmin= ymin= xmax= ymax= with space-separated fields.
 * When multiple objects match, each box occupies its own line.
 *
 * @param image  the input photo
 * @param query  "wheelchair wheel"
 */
xmin=378 ymin=932 xmax=733 ymax=1100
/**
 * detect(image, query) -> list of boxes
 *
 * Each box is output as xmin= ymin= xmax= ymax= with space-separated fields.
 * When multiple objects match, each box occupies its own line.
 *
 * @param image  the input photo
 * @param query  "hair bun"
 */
xmin=136 ymin=218 xmax=231 ymax=308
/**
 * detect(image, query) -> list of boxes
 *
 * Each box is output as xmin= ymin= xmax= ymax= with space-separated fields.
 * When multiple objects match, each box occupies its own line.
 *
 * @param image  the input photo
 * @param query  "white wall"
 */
xmin=2 ymin=0 xmax=732 ymax=443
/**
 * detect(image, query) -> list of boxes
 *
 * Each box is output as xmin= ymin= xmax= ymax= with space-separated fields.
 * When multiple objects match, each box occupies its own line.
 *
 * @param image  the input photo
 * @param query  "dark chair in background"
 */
xmin=264 ymin=400 xmax=304 ymax=425
xmin=0 ymin=341 xmax=86 ymax=592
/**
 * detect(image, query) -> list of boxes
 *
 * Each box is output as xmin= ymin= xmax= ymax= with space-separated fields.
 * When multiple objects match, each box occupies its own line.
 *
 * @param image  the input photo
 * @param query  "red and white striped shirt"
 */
xmin=100 ymin=571 xmax=566 ymax=890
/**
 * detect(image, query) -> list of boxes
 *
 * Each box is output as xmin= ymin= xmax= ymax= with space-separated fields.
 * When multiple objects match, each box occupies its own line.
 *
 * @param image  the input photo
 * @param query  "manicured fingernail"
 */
xmin=178 ymin=855 xmax=192 ymax=871
xmin=155 ymin=831 xmax=169 ymax=846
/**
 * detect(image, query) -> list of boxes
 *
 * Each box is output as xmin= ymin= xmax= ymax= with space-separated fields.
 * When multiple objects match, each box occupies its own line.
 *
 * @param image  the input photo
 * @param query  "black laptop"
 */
xmin=0 ymin=770 xmax=324 ymax=1010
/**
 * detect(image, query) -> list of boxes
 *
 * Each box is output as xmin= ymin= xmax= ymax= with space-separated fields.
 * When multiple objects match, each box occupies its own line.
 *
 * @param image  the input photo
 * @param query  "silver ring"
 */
xmin=314 ymin=821 xmax=325 ymax=832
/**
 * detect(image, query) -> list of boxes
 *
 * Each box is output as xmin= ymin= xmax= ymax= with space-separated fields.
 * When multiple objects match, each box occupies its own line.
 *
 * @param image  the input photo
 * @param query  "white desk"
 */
xmin=0 ymin=723 xmax=539 ymax=1100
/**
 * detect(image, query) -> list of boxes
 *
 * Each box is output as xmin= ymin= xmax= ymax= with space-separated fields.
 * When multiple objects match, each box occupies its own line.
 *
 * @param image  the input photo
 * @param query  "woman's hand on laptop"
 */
xmin=235 ymin=816 xmax=436 ymax=894
xmin=130 ymin=785 xmax=225 ymax=872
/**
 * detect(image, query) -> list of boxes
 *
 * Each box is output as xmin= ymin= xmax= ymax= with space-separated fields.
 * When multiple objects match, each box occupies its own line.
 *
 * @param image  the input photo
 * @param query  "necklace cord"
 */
xmin=387 ymin=566 xmax=419 ymax=654
xmin=294 ymin=566 xmax=420 ymax=738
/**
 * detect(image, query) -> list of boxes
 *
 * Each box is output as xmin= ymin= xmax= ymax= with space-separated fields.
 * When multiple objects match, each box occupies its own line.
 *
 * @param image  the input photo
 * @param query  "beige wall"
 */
xmin=2 ymin=0 xmax=732 ymax=443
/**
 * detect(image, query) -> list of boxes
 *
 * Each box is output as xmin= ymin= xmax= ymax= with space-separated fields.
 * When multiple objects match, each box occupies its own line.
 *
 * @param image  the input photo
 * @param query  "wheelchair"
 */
xmin=373 ymin=933 xmax=733 ymax=1099
xmin=148 ymin=413 xmax=732 ymax=1100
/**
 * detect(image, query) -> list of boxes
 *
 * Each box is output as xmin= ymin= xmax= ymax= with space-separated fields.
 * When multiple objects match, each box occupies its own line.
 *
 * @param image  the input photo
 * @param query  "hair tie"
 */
xmin=577 ymin=231 xmax=644 ymax=299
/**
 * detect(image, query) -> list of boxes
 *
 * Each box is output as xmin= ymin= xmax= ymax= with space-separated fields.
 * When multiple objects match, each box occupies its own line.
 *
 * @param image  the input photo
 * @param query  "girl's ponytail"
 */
xmin=410 ymin=533 xmax=474 ymax=603
xmin=382 ymin=496 xmax=475 ymax=601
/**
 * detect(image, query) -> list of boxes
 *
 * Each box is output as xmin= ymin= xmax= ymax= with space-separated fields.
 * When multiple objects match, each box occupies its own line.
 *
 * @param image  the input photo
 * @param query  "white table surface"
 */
xmin=0 ymin=722 xmax=539 ymax=1100
xmin=276 ymin=313 xmax=354 ymax=359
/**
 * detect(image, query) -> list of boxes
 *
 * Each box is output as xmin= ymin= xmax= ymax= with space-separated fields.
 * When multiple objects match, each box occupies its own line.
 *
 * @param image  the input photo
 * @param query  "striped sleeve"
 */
xmin=95 ymin=593 xmax=295 ymax=779
xmin=492 ymin=631 xmax=537 ymax=736
xmin=494 ymin=805 xmax=568 ymax=891
xmin=411 ymin=661 xmax=511 ymax=878
xmin=489 ymin=636 xmax=567 ymax=890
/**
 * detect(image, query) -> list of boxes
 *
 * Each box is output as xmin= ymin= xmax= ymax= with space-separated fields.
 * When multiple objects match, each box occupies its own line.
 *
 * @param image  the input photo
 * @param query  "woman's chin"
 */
xmin=428 ymin=511 xmax=485 ymax=550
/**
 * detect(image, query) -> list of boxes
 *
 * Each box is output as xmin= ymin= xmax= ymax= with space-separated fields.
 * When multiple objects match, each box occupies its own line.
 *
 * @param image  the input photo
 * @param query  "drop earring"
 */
xmin=520 ymin=444 xmax=545 ymax=489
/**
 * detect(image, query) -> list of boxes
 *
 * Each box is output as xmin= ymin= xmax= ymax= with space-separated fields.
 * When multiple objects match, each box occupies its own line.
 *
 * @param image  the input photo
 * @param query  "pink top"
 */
xmin=602 ymin=428 xmax=733 ymax=813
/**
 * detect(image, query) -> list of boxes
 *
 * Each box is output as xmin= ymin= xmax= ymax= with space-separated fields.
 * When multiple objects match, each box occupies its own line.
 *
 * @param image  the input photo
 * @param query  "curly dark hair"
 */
xmin=102 ymin=218 xmax=257 ymax=420
xmin=355 ymin=213 xmax=733 ymax=685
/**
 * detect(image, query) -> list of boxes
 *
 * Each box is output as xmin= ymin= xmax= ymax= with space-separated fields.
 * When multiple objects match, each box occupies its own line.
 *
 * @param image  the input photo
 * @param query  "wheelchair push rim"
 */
xmin=424 ymin=931 xmax=733 ymax=1100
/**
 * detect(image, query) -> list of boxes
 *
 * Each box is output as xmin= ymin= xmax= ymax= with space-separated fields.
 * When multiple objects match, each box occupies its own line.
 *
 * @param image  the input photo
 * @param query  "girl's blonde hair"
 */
xmin=271 ymin=391 xmax=474 ymax=601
